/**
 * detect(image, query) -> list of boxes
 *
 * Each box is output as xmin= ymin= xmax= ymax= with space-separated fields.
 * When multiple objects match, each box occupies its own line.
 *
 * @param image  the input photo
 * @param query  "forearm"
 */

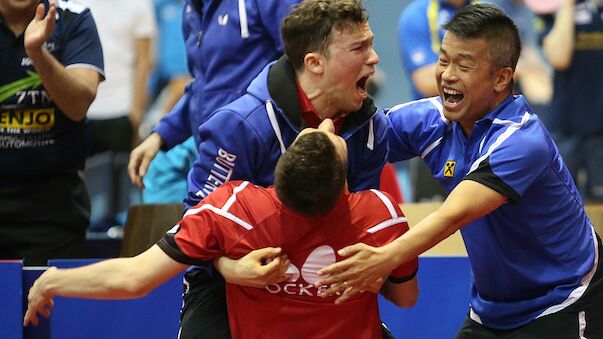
xmin=380 ymin=278 xmax=418 ymax=308
xmin=131 ymin=39 xmax=154 ymax=127
xmin=26 ymin=47 xmax=98 ymax=121
xmin=543 ymin=0 xmax=575 ymax=70
xmin=387 ymin=210 xmax=462 ymax=266
xmin=161 ymin=76 xmax=190 ymax=115
xmin=39 ymin=258 xmax=151 ymax=300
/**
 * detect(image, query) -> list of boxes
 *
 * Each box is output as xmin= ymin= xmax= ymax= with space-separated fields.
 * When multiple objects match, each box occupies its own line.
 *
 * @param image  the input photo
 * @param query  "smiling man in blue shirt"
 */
xmin=318 ymin=4 xmax=603 ymax=338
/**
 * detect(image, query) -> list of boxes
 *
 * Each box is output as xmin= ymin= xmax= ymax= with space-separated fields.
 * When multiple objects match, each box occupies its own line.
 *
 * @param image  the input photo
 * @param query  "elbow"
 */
xmin=64 ymin=86 xmax=97 ymax=121
xmin=119 ymin=276 xmax=153 ymax=298
xmin=550 ymin=59 xmax=572 ymax=71
xmin=388 ymin=289 xmax=418 ymax=308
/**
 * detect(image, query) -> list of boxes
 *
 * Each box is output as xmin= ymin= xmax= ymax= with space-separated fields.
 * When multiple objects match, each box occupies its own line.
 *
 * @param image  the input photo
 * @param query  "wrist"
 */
xmin=39 ymin=267 xmax=60 ymax=297
xmin=25 ymin=45 xmax=45 ymax=61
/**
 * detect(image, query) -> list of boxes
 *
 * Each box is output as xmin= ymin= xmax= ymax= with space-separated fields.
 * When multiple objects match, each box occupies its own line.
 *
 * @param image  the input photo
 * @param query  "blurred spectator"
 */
xmin=0 ymin=0 xmax=104 ymax=265
xmin=536 ymin=0 xmax=603 ymax=202
xmin=140 ymin=0 xmax=193 ymax=203
xmin=74 ymin=0 xmax=156 ymax=229
xmin=487 ymin=0 xmax=552 ymax=106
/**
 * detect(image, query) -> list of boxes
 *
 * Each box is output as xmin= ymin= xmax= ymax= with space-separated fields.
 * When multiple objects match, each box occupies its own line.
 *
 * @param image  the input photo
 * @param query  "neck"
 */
xmin=297 ymin=71 xmax=339 ymax=119
xmin=0 ymin=3 xmax=38 ymax=36
xmin=461 ymin=92 xmax=512 ymax=136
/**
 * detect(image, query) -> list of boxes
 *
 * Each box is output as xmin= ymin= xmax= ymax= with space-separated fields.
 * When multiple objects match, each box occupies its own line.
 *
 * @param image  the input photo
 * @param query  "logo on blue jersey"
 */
xmin=444 ymin=160 xmax=456 ymax=178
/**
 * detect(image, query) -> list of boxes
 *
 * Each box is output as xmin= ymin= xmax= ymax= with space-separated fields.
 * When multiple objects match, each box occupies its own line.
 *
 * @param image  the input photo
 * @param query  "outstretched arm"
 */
xmin=24 ymin=0 xmax=101 ymax=121
xmin=316 ymin=180 xmax=506 ymax=303
xmin=24 ymin=245 xmax=187 ymax=326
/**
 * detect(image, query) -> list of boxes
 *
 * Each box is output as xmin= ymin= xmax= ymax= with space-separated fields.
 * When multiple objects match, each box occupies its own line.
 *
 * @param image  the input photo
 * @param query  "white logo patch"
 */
xmin=218 ymin=14 xmax=229 ymax=25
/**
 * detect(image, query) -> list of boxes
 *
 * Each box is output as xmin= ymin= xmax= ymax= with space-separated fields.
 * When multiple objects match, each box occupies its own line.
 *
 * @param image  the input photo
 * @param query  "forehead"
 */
xmin=329 ymin=21 xmax=372 ymax=45
xmin=441 ymin=32 xmax=488 ymax=59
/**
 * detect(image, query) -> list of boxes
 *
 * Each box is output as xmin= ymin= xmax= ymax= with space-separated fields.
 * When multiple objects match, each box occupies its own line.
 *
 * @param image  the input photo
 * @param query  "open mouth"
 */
xmin=356 ymin=75 xmax=369 ymax=92
xmin=443 ymin=87 xmax=464 ymax=104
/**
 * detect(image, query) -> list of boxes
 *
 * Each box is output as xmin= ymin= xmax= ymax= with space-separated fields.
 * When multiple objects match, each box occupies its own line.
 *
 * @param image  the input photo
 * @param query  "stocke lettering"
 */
xmin=264 ymin=283 xmax=337 ymax=297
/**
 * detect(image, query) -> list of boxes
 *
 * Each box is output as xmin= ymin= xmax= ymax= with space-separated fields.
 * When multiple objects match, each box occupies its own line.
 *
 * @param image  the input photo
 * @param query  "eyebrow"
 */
xmin=439 ymin=48 xmax=476 ymax=62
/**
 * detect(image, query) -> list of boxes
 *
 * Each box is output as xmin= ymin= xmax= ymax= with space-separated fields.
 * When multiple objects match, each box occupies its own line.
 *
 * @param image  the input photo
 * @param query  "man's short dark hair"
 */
xmin=281 ymin=0 xmax=368 ymax=70
xmin=443 ymin=3 xmax=521 ymax=72
xmin=275 ymin=132 xmax=345 ymax=217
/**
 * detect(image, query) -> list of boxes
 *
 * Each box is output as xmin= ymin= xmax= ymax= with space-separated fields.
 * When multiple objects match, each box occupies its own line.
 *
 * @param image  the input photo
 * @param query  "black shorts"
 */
xmin=455 ymin=233 xmax=603 ymax=339
xmin=179 ymin=267 xmax=231 ymax=339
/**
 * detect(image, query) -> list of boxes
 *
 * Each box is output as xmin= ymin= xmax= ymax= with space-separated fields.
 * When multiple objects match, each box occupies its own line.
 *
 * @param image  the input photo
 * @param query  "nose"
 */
xmin=318 ymin=118 xmax=335 ymax=133
xmin=368 ymin=48 xmax=379 ymax=66
xmin=440 ymin=64 xmax=457 ymax=82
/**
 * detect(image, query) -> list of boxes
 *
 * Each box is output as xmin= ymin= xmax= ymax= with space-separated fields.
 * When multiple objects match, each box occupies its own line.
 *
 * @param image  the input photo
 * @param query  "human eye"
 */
xmin=438 ymin=56 xmax=449 ymax=65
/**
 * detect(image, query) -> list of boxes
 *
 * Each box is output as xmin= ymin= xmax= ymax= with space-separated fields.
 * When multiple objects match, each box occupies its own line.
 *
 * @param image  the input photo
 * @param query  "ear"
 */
xmin=303 ymin=52 xmax=324 ymax=76
xmin=494 ymin=67 xmax=514 ymax=93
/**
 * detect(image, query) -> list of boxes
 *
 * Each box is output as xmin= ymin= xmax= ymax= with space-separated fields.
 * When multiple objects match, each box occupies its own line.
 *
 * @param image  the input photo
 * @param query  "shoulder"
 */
xmin=56 ymin=0 xmax=93 ymax=25
xmin=349 ymin=190 xmax=405 ymax=229
xmin=387 ymin=97 xmax=448 ymax=130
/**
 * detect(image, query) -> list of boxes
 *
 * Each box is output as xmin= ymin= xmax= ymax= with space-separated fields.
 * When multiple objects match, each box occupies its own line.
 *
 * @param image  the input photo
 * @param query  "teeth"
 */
xmin=443 ymin=88 xmax=462 ymax=95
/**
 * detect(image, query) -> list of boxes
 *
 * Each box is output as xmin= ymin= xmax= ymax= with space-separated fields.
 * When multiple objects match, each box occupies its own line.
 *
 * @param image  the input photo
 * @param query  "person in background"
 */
xmin=140 ymin=0 xmax=192 ymax=203
xmin=317 ymin=5 xmax=603 ymax=338
xmin=24 ymin=120 xmax=419 ymax=339
xmin=536 ymin=0 xmax=603 ymax=202
xmin=0 ymin=0 xmax=104 ymax=265
xmin=74 ymin=0 xmax=156 ymax=230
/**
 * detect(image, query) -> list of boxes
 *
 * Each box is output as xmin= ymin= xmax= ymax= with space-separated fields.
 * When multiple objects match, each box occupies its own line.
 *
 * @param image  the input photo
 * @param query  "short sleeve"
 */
xmin=134 ymin=0 xmax=158 ymax=38
xmin=398 ymin=4 xmax=439 ymax=74
xmin=464 ymin=117 xmax=549 ymax=203
xmin=157 ymin=183 xmax=241 ymax=265
xmin=365 ymin=190 xmax=419 ymax=283
xmin=60 ymin=8 xmax=104 ymax=75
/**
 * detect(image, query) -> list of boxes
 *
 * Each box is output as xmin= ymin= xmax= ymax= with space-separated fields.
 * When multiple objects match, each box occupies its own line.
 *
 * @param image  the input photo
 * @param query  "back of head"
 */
xmin=281 ymin=0 xmax=368 ymax=70
xmin=275 ymin=132 xmax=345 ymax=217
xmin=443 ymin=3 xmax=521 ymax=72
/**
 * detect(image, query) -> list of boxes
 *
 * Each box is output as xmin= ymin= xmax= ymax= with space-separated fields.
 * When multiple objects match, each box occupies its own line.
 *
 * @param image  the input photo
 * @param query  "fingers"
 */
xmin=253 ymin=247 xmax=282 ymax=260
xmin=337 ymin=243 xmax=366 ymax=257
xmin=334 ymin=285 xmax=362 ymax=304
xmin=127 ymin=152 xmax=144 ymax=188
xmin=34 ymin=3 xmax=46 ymax=20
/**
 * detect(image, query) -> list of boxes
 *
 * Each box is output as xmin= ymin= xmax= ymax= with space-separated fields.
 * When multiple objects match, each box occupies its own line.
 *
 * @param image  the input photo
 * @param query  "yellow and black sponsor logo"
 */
xmin=444 ymin=160 xmax=456 ymax=178
xmin=0 ymin=108 xmax=55 ymax=129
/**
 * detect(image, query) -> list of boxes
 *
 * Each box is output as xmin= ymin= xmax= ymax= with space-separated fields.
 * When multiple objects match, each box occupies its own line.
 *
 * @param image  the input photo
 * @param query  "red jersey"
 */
xmin=158 ymin=181 xmax=418 ymax=339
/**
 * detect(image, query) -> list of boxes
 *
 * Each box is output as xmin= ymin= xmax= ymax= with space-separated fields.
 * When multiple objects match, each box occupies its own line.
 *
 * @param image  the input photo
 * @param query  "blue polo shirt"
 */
xmin=387 ymin=95 xmax=598 ymax=329
xmin=0 ymin=0 xmax=104 ymax=179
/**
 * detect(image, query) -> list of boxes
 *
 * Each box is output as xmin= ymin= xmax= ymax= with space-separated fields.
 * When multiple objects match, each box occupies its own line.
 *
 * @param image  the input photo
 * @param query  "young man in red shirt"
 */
xmin=25 ymin=119 xmax=418 ymax=338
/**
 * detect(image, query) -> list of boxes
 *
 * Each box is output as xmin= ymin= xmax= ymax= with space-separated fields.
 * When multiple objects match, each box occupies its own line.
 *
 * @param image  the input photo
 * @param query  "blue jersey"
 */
xmin=153 ymin=0 xmax=301 ymax=149
xmin=185 ymin=57 xmax=389 ymax=209
xmin=387 ymin=95 xmax=599 ymax=329
xmin=0 ymin=0 xmax=104 ymax=179
xmin=398 ymin=0 xmax=470 ymax=99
